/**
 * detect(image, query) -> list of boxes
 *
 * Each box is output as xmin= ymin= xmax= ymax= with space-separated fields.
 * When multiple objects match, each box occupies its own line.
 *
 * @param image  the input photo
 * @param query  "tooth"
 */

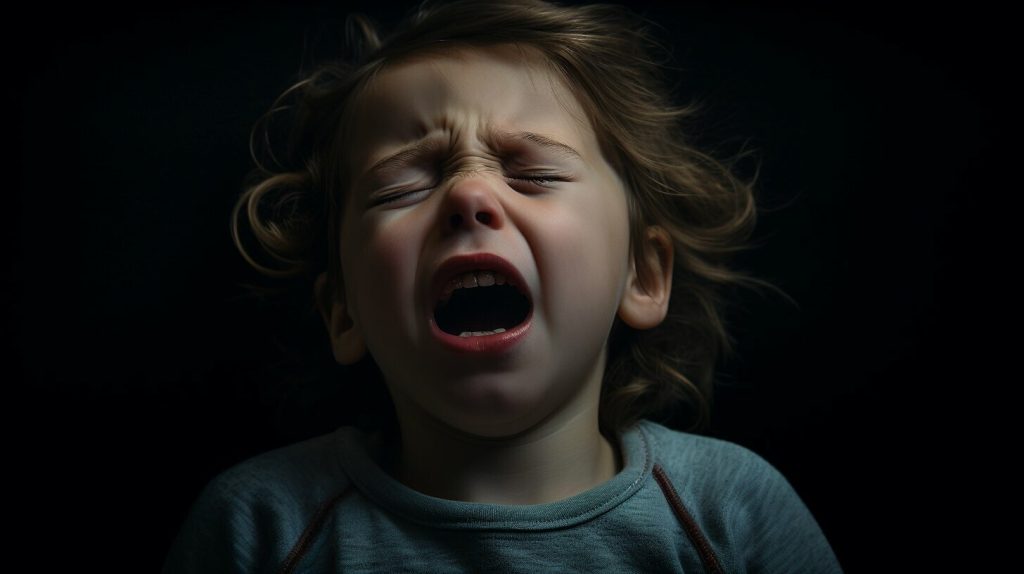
xmin=440 ymin=269 xmax=516 ymax=305
xmin=457 ymin=329 xmax=506 ymax=337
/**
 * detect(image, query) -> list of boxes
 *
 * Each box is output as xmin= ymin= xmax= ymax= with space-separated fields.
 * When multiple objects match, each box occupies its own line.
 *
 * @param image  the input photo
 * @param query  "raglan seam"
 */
xmin=652 ymin=463 xmax=725 ymax=574
xmin=278 ymin=486 xmax=355 ymax=574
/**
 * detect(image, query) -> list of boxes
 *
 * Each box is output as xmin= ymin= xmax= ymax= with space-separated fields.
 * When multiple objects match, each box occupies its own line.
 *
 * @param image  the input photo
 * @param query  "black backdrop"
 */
xmin=16 ymin=0 xmax=1002 ymax=571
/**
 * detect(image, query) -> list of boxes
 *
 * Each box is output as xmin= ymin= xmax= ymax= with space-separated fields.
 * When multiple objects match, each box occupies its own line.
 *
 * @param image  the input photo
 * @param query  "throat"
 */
xmin=434 ymin=284 xmax=530 ymax=335
xmin=390 ymin=408 xmax=620 ymax=505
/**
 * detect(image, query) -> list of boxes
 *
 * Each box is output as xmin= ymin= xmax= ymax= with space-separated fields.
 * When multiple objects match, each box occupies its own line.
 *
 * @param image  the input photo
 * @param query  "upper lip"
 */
xmin=428 ymin=253 xmax=532 ymax=310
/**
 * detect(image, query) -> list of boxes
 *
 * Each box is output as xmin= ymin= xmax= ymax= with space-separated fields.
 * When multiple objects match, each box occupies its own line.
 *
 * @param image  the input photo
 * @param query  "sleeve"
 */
xmin=161 ymin=472 xmax=261 ymax=574
xmin=729 ymin=451 xmax=845 ymax=574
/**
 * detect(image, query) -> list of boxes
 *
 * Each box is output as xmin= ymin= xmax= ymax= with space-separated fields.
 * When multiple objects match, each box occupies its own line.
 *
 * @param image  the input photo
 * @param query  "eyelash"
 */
xmin=375 ymin=175 xmax=563 ymax=205
xmin=509 ymin=175 xmax=560 ymax=186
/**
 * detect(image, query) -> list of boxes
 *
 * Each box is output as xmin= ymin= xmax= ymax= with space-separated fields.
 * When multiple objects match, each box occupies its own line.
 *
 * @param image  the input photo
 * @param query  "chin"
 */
xmin=445 ymin=414 xmax=550 ymax=441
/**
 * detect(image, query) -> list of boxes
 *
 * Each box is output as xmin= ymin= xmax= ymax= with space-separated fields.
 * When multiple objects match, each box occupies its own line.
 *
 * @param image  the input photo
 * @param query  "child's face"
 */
xmin=330 ymin=45 xmax=645 ymax=437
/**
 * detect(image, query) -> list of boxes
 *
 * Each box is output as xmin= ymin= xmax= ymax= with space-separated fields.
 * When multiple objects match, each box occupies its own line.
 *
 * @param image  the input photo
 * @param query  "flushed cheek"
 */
xmin=344 ymin=222 xmax=422 ymax=356
xmin=538 ymin=207 xmax=627 ymax=338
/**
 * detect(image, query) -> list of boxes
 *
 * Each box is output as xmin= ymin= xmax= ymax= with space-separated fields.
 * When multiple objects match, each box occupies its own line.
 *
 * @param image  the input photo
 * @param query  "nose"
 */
xmin=440 ymin=173 xmax=505 ymax=237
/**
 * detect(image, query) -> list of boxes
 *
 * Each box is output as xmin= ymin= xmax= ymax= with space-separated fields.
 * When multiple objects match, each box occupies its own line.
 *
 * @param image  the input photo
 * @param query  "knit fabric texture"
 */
xmin=162 ymin=419 xmax=843 ymax=573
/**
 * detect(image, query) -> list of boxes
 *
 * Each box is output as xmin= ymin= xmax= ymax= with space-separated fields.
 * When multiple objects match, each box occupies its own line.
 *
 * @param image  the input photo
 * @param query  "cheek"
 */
xmin=582 ymin=185 xmax=629 ymax=259
xmin=540 ymin=191 xmax=631 ymax=325
xmin=341 ymin=215 xmax=422 ymax=333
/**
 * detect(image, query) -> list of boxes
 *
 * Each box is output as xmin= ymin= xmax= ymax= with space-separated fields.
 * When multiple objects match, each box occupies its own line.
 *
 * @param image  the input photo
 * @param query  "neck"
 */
xmin=381 ymin=378 xmax=622 ymax=505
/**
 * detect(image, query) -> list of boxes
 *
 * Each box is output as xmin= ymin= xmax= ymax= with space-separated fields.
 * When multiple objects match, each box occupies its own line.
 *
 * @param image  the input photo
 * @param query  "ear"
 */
xmin=618 ymin=225 xmax=673 ymax=330
xmin=314 ymin=271 xmax=367 ymax=365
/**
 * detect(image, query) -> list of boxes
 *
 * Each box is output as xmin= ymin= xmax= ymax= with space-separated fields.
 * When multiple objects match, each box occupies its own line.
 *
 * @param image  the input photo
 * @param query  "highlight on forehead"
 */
xmin=337 ymin=42 xmax=596 ymax=179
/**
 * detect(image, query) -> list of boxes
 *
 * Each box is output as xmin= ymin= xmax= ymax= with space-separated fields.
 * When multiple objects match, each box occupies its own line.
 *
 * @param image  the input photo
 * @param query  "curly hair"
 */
xmin=231 ymin=0 xmax=794 ymax=438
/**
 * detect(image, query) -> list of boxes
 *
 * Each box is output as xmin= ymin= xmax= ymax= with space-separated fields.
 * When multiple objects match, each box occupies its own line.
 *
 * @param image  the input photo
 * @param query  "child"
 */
xmin=164 ymin=0 xmax=843 ymax=571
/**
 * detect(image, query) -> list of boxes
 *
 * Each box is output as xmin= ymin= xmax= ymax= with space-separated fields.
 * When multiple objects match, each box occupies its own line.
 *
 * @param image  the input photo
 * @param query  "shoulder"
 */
xmin=196 ymin=429 xmax=354 ymax=526
xmin=638 ymin=420 xmax=794 ymax=515
xmin=636 ymin=420 xmax=845 ymax=573
xmin=638 ymin=419 xmax=772 ymax=485
xmin=162 ymin=428 xmax=355 ymax=574
xmin=215 ymin=429 xmax=353 ymax=503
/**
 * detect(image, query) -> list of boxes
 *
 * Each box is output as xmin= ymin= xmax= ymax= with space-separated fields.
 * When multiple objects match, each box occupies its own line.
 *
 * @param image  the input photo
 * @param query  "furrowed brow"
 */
xmin=361 ymin=129 xmax=583 ymax=180
xmin=362 ymin=138 xmax=442 ymax=181
xmin=490 ymin=129 xmax=584 ymax=163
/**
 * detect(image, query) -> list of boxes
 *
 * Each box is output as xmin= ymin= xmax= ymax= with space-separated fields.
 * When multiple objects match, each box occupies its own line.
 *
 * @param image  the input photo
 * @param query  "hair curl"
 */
xmin=231 ymin=0 xmax=795 ymax=438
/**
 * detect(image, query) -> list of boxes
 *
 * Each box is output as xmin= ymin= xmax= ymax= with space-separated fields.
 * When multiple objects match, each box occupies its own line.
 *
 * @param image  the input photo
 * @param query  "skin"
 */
xmin=315 ymin=44 xmax=673 ymax=505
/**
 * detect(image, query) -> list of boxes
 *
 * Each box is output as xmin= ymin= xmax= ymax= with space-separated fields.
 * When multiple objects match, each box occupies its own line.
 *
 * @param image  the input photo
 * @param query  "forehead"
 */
xmin=343 ymin=44 xmax=599 ymax=175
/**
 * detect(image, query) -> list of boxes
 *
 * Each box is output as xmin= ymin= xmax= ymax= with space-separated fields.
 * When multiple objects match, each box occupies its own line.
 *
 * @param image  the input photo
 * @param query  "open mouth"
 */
xmin=434 ymin=270 xmax=532 ymax=337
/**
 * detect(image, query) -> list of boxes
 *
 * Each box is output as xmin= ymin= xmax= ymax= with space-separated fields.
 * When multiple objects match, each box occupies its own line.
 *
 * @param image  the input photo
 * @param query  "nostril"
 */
xmin=449 ymin=212 xmax=493 ymax=229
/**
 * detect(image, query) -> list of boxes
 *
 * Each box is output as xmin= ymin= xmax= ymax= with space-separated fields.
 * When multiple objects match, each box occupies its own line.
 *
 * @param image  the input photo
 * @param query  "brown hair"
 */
xmin=231 ymin=0 xmax=794 ymax=437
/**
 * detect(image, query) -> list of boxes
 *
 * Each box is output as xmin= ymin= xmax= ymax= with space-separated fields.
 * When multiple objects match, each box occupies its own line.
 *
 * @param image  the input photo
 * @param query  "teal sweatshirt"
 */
xmin=162 ymin=419 xmax=843 ymax=573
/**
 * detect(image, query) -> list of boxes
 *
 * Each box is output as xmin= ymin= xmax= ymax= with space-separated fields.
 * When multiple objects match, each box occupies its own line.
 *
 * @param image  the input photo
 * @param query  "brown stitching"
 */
xmin=278 ymin=486 xmax=353 ymax=574
xmin=653 ymin=464 xmax=725 ymax=574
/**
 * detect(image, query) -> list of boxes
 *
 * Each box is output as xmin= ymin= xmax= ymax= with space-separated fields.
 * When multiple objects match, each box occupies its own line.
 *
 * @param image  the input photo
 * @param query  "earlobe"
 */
xmin=314 ymin=272 xmax=368 ymax=365
xmin=617 ymin=225 xmax=673 ymax=330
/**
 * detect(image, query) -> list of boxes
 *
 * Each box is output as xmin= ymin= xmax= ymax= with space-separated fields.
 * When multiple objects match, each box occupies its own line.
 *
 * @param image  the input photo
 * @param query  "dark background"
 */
xmin=16 ymin=0 xmax=1003 ymax=571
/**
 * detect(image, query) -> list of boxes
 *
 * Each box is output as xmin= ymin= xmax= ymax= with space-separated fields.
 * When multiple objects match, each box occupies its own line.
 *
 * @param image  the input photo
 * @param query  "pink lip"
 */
xmin=429 ymin=310 xmax=533 ymax=354
xmin=426 ymin=252 xmax=533 ymax=354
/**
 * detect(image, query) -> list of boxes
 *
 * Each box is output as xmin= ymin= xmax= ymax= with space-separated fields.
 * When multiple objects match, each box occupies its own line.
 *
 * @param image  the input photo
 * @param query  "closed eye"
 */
xmin=372 ymin=175 xmax=567 ymax=206
xmin=372 ymin=187 xmax=430 ymax=206
xmin=506 ymin=175 xmax=566 ymax=187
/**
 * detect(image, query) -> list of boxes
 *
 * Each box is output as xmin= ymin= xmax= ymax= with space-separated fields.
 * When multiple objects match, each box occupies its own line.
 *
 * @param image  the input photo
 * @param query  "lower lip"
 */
xmin=428 ymin=310 xmax=533 ymax=354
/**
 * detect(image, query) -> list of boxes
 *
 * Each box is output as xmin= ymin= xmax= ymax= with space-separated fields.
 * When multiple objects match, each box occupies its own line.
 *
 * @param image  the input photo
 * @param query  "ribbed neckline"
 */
xmin=333 ymin=421 xmax=655 ymax=531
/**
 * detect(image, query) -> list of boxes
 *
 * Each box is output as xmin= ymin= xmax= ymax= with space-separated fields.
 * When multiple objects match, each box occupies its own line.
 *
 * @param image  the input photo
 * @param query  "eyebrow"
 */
xmin=489 ymin=129 xmax=584 ymax=163
xmin=362 ymin=130 xmax=584 ymax=180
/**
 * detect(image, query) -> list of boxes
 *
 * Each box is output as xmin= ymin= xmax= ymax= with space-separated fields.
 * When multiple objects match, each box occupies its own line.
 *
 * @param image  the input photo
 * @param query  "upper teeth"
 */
xmin=439 ymin=270 xmax=508 ymax=304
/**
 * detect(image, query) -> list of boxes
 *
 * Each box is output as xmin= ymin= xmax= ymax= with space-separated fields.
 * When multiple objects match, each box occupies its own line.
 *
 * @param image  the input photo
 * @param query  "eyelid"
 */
xmin=371 ymin=187 xmax=429 ymax=206
xmin=506 ymin=175 xmax=568 ymax=186
xmin=371 ymin=174 xmax=569 ymax=207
